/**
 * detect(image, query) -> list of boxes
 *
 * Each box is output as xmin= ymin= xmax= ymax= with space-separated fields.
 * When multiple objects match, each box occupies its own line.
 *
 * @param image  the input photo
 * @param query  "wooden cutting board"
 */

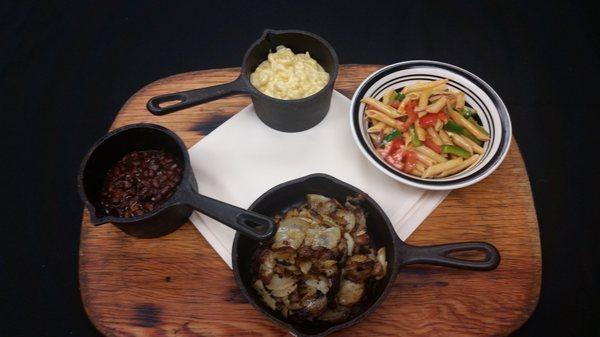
xmin=79 ymin=65 xmax=541 ymax=337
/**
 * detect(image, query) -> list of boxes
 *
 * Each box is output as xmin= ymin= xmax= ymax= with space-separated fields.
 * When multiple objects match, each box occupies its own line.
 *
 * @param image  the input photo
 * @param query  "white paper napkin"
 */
xmin=188 ymin=91 xmax=448 ymax=268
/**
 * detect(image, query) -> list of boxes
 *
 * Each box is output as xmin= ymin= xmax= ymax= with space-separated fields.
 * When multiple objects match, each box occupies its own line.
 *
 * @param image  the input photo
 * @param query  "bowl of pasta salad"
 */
xmin=350 ymin=60 xmax=511 ymax=190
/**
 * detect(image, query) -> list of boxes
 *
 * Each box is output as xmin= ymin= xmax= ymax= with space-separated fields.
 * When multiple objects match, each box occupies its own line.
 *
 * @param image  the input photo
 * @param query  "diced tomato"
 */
xmin=424 ymin=136 xmax=442 ymax=154
xmin=391 ymin=150 xmax=404 ymax=163
xmin=379 ymin=137 xmax=404 ymax=158
xmin=384 ymin=150 xmax=406 ymax=171
xmin=390 ymin=100 xmax=400 ymax=108
xmin=383 ymin=137 xmax=407 ymax=171
xmin=385 ymin=156 xmax=404 ymax=171
xmin=390 ymin=149 xmax=405 ymax=170
xmin=402 ymin=101 xmax=418 ymax=131
xmin=403 ymin=150 xmax=418 ymax=173
xmin=438 ymin=111 xmax=449 ymax=122
xmin=419 ymin=111 xmax=449 ymax=129
xmin=419 ymin=114 xmax=438 ymax=128
xmin=388 ymin=137 xmax=405 ymax=156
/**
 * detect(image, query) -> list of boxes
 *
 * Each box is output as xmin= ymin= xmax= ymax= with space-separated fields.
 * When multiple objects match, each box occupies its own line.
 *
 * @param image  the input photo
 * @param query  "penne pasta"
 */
xmin=400 ymin=132 xmax=409 ymax=146
xmin=426 ymin=96 xmax=447 ymax=113
xmin=362 ymin=97 xmax=401 ymax=118
xmin=438 ymin=129 xmax=453 ymax=145
xmin=431 ymin=83 xmax=448 ymax=95
xmin=448 ymin=110 xmax=490 ymax=141
xmin=415 ymin=152 xmax=435 ymax=167
xmin=448 ymin=132 xmax=474 ymax=154
xmin=455 ymin=92 xmax=465 ymax=110
xmin=406 ymin=92 xmax=420 ymax=100
xmin=382 ymin=90 xmax=396 ymax=105
xmin=431 ymin=81 xmax=449 ymax=95
xmin=412 ymin=165 xmax=424 ymax=175
xmin=415 ymin=121 xmax=426 ymax=141
xmin=422 ymin=158 xmax=464 ymax=178
xmin=366 ymin=110 xmax=403 ymax=130
xmin=437 ymin=154 xmax=480 ymax=177
xmin=459 ymin=133 xmax=485 ymax=154
xmin=434 ymin=118 xmax=444 ymax=132
xmin=426 ymin=128 xmax=443 ymax=145
xmin=367 ymin=122 xmax=386 ymax=133
xmin=418 ymin=90 xmax=431 ymax=109
xmin=403 ymin=79 xmax=449 ymax=94
xmin=415 ymin=145 xmax=448 ymax=163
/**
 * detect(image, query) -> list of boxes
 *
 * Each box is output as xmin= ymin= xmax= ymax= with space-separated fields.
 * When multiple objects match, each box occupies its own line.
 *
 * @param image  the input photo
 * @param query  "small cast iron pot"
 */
xmin=233 ymin=173 xmax=500 ymax=337
xmin=146 ymin=29 xmax=339 ymax=132
xmin=78 ymin=123 xmax=276 ymax=239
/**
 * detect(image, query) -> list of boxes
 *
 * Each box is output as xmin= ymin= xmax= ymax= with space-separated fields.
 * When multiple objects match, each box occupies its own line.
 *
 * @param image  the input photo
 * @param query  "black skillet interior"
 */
xmin=232 ymin=174 xmax=398 ymax=337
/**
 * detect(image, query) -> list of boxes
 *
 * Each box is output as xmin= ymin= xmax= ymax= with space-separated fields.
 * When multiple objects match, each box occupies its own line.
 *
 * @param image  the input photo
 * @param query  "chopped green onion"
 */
xmin=409 ymin=125 xmax=422 ymax=146
xmin=395 ymin=92 xmax=406 ymax=102
xmin=382 ymin=129 xmax=401 ymax=143
xmin=441 ymin=145 xmax=471 ymax=159
xmin=467 ymin=117 xmax=490 ymax=137
xmin=443 ymin=120 xmax=464 ymax=133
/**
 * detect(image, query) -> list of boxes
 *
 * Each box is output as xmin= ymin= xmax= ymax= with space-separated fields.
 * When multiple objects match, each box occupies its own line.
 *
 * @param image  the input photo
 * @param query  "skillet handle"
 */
xmin=399 ymin=242 xmax=500 ymax=271
xmin=147 ymin=76 xmax=248 ymax=115
xmin=181 ymin=191 xmax=276 ymax=241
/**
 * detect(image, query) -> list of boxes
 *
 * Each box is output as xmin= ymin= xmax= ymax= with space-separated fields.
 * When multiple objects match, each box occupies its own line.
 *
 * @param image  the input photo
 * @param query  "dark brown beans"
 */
xmin=99 ymin=150 xmax=183 ymax=218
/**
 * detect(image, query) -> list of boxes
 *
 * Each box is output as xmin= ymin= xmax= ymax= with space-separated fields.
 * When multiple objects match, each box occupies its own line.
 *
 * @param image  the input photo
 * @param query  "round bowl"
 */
xmin=350 ymin=60 xmax=512 ymax=190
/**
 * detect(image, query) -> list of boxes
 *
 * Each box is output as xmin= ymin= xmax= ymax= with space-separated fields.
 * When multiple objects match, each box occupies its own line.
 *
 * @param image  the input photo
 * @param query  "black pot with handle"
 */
xmin=78 ymin=123 xmax=276 ymax=239
xmin=232 ymin=173 xmax=500 ymax=337
xmin=147 ymin=29 xmax=339 ymax=132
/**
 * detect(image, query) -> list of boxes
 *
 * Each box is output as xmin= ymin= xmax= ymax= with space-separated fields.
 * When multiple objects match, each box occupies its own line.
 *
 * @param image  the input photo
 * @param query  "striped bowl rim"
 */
xmin=350 ymin=60 xmax=512 ymax=190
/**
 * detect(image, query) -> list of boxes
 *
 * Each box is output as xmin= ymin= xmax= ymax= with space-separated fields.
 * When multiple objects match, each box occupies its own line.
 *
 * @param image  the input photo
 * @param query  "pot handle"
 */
xmin=181 ymin=191 xmax=276 ymax=241
xmin=399 ymin=242 xmax=500 ymax=271
xmin=147 ymin=76 xmax=249 ymax=115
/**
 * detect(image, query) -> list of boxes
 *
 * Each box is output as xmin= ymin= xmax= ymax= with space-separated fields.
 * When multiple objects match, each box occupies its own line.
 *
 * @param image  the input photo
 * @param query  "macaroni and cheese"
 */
xmin=250 ymin=46 xmax=329 ymax=100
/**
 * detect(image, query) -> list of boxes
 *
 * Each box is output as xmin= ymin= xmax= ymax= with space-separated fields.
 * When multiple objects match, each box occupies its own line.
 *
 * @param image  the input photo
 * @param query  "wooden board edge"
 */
xmin=495 ymin=140 xmax=543 ymax=335
xmin=79 ymin=213 xmax=119 ymax=337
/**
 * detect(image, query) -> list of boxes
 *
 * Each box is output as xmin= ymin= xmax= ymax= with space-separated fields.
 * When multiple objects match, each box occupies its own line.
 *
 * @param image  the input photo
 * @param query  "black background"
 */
xmin=2 ymin=1 xmax=598 ymax=336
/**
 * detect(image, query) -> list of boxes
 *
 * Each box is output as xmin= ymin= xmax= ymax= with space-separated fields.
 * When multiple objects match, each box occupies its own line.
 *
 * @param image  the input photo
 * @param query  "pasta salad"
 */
xmin=362 ymin=79 xmax=490 ymax=178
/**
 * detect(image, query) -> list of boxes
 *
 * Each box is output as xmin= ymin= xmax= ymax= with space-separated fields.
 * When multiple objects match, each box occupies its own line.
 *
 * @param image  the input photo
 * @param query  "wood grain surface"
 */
xmin=79 ymin=65 xmax=541 ymax=337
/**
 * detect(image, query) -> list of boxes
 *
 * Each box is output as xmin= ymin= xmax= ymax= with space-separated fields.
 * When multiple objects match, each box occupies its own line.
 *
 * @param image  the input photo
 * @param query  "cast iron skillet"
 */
xmin=233 ymin=173 xmax=500 ymax=337
xmin=78 ymin=123 xmax=276 ymax=239
xmin=146 ymin=29 xmax=339 ymax=132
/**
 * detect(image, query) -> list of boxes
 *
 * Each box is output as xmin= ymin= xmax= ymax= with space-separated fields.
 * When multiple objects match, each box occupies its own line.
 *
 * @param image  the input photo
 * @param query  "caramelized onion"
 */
xmin=252 ymin=194 xmax=387 ymax=322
